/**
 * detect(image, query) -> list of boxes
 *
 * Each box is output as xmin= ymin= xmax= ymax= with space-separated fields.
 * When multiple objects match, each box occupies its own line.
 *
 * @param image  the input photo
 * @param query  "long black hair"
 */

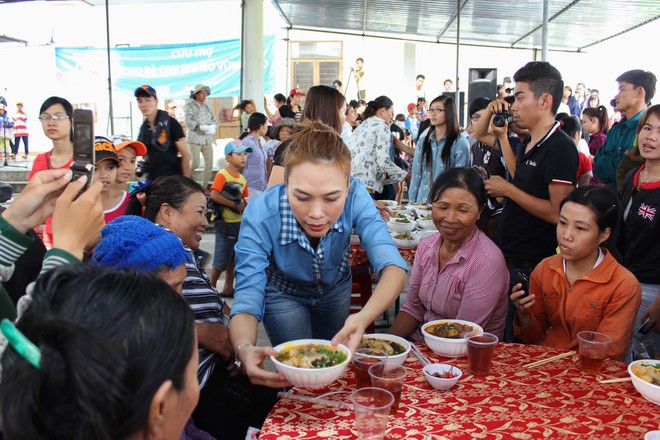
xmin=363 ymin=96 xmax=393 ymax=120
xmin=0 ymin=265 xmax=195 ymax=440
xmin=422 ymin=95 xmax=460 ymax=168
xmin=126 ymin=175 xmax=205 ymax=221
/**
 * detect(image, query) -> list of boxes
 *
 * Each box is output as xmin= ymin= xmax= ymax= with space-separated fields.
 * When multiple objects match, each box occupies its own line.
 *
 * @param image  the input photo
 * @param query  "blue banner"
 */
xmin=55 ymin=36 xmax=275 ymax=99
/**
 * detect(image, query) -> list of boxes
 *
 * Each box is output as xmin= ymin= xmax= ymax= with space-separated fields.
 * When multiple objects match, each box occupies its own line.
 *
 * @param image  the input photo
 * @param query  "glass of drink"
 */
xmin=352 ymin=348 xmax=387 ymax=389
xmin=368 ymin=363 xmax=407 ymax=414
xmin=465 ymin=331 xmax=498 ymax=375
xmin=577 ymin=331 xmax=611 ymax=374
xmin=351 ymin=387 xmax=394 ymax=440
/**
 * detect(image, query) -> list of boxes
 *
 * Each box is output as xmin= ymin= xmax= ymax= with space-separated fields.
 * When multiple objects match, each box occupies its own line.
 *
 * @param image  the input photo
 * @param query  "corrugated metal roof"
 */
xmin=272 ymin=0 xmax=660 ymax=52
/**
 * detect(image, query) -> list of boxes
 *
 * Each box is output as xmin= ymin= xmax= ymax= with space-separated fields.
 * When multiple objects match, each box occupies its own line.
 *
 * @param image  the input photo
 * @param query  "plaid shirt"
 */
xmin=266 ymin=191 xmax=350 ymax=295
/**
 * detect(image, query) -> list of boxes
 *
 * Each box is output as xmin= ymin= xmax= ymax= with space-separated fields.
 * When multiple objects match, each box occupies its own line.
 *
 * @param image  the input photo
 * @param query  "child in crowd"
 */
xmin=405 ymin=103 xmax=419 ymax=141
xmin=110 ymin=135 xmax=147 ymax=193
xmin=209 ymin=140 xmax=251 ymax=297
xmin=560 ymin=116 xmax=593 ymax=186
xmin=93 ymin=137 xmax=128 ymax=224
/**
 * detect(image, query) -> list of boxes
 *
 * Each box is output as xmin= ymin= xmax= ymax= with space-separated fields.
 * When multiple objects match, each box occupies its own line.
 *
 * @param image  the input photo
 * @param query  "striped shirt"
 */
xmin=399 ymin=226 xmax=509 ymax=341
xmin=181 ymin=244 xmax=229 ymax=389
xmin=12 ymin=111 xmax=28 ymax=137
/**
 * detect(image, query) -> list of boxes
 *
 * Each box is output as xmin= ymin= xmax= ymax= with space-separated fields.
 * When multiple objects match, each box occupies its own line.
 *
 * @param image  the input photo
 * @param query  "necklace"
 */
xmin=640 ymin=166 xmax=660 ymax=187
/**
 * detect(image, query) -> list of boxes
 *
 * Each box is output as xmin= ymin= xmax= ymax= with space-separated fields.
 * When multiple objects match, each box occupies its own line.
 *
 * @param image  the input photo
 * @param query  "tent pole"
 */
xmin=105 ymin=0 xmax=114 ymax=134
xmin=542 ymin=0 xmax=549 ymax=61
xmin=455 ymin=0 xmax=460 ymax=124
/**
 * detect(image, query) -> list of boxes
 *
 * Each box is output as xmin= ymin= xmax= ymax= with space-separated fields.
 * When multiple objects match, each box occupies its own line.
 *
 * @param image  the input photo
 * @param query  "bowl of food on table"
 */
xmin=378 ymin=200 xmax=398 ymax=208
xmin=271 ymin=339 xmax=351 ymax=387
xmin=391 ymin=204 xmax=411 ymax=216
xmin=411 ymin=229 xmax=437 ymax=240
xmin=423 ymin=363 xmax=462 ymax=390
xmin=391 ymin=232 xmax=420 ymax=249
xmin=410 ymin=203 xmax=432 ymax=218
xmin=422 ymin=319 xmax=483 ymax=357
xmin=386 ymin=217 xmax=416 ymax=233
xmin=358 ymin=333 xmax=411 ymax=366
xmin=415 ymin=216 xmax=436 ymax=230
xmin=628 ymin=359 xmax=660 ymax=406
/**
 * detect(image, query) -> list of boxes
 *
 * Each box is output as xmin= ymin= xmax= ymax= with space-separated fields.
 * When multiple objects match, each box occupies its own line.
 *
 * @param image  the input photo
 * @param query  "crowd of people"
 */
xmin=0 ymin=60 xmax=658 ymax=439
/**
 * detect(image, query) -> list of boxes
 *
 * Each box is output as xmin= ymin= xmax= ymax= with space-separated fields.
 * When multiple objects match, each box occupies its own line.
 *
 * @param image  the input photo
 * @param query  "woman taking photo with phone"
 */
xmin=408 ymin=95 xmax=470 ymax=203
xmin=229 ymin=121 xmax=408 ymax=389
xmin=512 ymin=185 xmax=641 ymax=360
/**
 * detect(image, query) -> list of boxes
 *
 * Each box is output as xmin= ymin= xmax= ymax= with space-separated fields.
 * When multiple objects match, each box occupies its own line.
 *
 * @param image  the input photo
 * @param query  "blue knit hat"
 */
xmin=92 ymin=216 xmax=190 ymax=272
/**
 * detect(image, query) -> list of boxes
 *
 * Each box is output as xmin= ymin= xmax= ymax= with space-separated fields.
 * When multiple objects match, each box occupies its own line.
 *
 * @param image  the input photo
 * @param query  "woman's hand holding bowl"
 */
xmin=241 ymin=345 xmax=291 ymax=389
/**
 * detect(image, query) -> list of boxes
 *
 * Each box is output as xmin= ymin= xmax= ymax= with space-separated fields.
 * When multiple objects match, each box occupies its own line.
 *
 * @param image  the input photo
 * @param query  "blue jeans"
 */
xmin=213 ymin=222 xmax=240 ymax=272
xmin=262 ymin=274 xmax=352 ymax=347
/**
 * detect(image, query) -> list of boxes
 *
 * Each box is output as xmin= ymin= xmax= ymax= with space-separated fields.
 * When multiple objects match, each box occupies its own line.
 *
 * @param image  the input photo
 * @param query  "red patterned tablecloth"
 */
xmin=259 ymin=343 xmax=659 ymax=439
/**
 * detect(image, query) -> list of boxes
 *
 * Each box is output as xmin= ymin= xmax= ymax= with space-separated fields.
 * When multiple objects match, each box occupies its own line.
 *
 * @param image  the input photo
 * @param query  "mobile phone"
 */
xmin=515 ymin=272 xmax=529 ymax=299
xmin=71 ymin=109 xmax=95 ymax=193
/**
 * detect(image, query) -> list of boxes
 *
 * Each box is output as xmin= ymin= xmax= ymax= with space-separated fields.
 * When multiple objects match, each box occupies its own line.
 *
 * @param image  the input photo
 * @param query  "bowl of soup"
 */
xmin=358 ymin=333 xmax=411 ymax=366
xmin=271 ymin=339 xmax=351 ymax=387
xmin=422 ymin=319 xmax=483 ymax=357
xmin=628 ymin=359 xmax=660 ymax=406
xmin=387 ymin=218 xmax=416 ymax=233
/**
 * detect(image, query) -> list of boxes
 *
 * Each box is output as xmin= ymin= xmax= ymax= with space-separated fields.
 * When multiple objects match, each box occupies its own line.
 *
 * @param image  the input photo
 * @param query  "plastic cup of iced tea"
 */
xmin=368 ymin=363 xmax=407 ymax=414
xmin=465 ymin=331 xmax=498 ymax=375
xmin=577 ymin=331 xmax=611 ymax=374
xmin=352 ymin=348 xmax=388 ymax=389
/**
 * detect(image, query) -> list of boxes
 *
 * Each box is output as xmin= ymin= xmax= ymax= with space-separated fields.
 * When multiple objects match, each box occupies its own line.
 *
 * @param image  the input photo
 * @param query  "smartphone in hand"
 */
xmin=70 ymin=109 xmax=95 ymax=194
xmin=515 ymin=272 xmax=529 ymax=299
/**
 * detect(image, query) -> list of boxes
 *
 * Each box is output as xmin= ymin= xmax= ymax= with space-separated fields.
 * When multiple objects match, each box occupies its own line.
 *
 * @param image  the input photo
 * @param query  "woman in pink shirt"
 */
xmin=389 ymin=167 xmax=509 ymax=340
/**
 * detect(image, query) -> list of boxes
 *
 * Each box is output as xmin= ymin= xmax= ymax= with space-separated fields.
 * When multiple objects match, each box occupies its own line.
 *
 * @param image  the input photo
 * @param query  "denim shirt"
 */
xmin=230 ymin=178 xmax=408 ymax=321
xmin=408 ymin=128 xmax=470 ymax=203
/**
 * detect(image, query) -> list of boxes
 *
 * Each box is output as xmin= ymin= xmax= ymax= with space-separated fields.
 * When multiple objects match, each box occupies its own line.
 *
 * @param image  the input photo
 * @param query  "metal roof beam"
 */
xmin=511 ymin=0 xmax=582 ymax=47
xmin=271 ymin=0 xmax=292 ymax=29
xmin=578 ymin=13 xmax=660 ymax=51
xmin=437 ymin=0 xmax=470 ymax=39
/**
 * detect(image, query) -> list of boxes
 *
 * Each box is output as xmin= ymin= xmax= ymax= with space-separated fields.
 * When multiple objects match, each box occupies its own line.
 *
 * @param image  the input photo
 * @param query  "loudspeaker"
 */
xmin=468 ymin=68 xmax=497 ymax=107
xmin=442 ymin=91 xmax=465 ymax=128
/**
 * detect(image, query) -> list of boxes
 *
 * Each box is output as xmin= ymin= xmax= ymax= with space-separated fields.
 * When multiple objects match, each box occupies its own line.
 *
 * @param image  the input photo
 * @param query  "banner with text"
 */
xmin=55 ymin=36 xmax=275 ymax=99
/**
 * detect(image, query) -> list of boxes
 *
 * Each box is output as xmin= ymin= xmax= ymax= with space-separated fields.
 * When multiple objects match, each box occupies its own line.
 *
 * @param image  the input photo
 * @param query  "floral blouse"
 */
xmin=347 ymin=116 xmax=407 ymax=193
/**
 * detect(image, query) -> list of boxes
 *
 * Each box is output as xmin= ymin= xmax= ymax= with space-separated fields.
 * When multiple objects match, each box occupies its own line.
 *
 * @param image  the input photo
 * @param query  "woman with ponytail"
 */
xmin=581 ymin=105 xmax=610 ymax=157
xmin=408 ymin=95 xmax=470 ymax=203
xmin=347 ymin=95 xmax=408 ymax=194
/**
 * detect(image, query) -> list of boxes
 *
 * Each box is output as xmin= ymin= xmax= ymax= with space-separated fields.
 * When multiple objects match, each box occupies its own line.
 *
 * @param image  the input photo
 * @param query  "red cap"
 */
xmin=407 ymin=103 xmax=416 ymax=111
xmin=289 ymin=87 xmax=305 ymax=97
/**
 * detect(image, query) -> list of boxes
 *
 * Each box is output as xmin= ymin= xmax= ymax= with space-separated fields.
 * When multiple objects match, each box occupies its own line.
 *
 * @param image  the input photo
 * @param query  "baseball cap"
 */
xmin=407 ymin=103 xmax=416 ymax=111
xmin=225 ymin=139 xmax=253 ymax=155
xmin=190 ymin=84 xmax=211 ymax=98
xmin=110 ymin=134 xmax=147 ymax=156
xmin=134 ymin=85 xmax=157 ymax=99
xmin=503 ymin=76 xmax=512 ymax=83
xmin=94 ymin=136 xmax=121 ymax=165
xmin=289 ymin=87 xmax=305 ymax=97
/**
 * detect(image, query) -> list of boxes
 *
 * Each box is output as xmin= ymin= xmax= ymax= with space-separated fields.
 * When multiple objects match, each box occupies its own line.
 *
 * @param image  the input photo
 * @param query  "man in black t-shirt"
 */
xmin=135 ymin=85 xmax=191 ymax=181
xmin=482 ymin=62 xmax=578 ymax=342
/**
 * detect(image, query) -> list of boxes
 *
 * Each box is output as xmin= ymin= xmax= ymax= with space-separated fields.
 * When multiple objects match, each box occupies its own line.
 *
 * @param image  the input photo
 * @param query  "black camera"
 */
xmin=493 ymin=110 xmax=513 ymax=127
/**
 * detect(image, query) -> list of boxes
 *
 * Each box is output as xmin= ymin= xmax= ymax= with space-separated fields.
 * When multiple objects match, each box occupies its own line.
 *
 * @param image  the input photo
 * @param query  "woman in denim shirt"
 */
xmin=229 ymin=121 xmax=408 ymax=389
xmin=408 ymin=95 xmax=470 ymax=203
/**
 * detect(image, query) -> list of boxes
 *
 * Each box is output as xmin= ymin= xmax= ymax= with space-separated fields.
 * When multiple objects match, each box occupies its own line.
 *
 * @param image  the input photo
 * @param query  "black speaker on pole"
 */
xmin=442 ymin=91 xmax=465 ymax=128
xmin=468 ymin=68 xmax=498 ymax=108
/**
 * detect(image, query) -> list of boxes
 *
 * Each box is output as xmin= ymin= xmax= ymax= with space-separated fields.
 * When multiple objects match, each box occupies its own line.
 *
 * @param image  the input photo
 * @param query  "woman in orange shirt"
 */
xmin=512 ymin=185 xmax=641 ymax=360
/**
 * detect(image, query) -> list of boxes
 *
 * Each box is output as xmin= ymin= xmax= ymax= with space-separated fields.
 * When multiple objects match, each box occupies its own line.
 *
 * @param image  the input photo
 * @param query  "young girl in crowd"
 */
xmin=408 ymin=95 xmax=470 ymax=203
xmin=618 ymin=104 xmax=660 ymax=359
xmin=302 ymin=85 xmax=346 ymax=134
xmin=559 ymin=116 xmax=593 ymax=186
xmin=111 ymin=136 xmax=147 ymax=193
xmin=581 ymin=105 xmax=610 ymax=158
xmin=240 ymin=112 xmax=269 ymax=201
xmin=388 ymin=168 xmax=509 ymax=341
xmin=513 ymin=185 xmax=641 ymax=360
xmin=28 ymin=96 xmax=75 ymax=248
xmin=348 ymin=95 xmax=408 ymax=195
xmin=93 ymin=137 xmax=129 ymax=224
xmin=0 ymin=265 xmax=198 ymax=440
xmin=229 ymin=121 xmax=408 ymax=389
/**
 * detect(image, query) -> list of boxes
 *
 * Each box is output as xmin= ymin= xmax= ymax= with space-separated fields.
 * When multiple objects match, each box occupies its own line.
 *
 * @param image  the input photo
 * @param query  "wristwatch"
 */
xmin=233 ymin=343 xmax=252 ymax=370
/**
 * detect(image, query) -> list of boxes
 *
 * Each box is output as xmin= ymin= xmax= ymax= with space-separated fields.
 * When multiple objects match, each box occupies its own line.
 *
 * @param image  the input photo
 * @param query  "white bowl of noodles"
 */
xmin=422 ymin=319 xmax=483 ymax=357
xmin=628 ymin=359 xmax=660 ymax=406
xmin=271 ymin=339 xmax=351 ymax=387
xmin=358 ymin=333 xmax=411 ymax=366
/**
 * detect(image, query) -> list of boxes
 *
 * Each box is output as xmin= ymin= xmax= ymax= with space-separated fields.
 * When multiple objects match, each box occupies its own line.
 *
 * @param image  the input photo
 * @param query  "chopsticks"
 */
xmin=277 ymin=392 xmax=352 ymax=409
xmin=523 ymin=351 xmax=574 ymax=368
xmin=410 ymin=343 xmax=431 ymax=366
xmin=598 ymin=377 xmax=632 ymax=384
